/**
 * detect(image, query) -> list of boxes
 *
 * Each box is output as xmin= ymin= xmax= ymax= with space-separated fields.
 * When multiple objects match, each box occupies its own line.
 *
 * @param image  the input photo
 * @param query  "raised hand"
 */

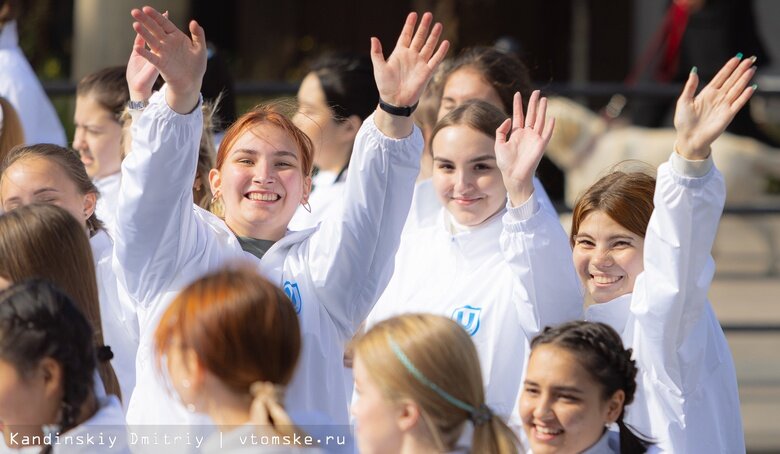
xmin=126 ymin=32 xmax=160 ymax=102
xmin=130 ymin=6 xmax=207 ymax=114
xmin=674 ymin=55 xmax=757 ymax=160
xmin=495 ymin=90 xmax=555 ymax=206
xmin=369 ymin=12 xmax=449 ymax=138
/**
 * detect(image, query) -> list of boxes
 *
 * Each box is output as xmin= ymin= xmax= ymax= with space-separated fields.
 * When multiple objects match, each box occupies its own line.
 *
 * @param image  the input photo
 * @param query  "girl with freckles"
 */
xmin=513 ymin=56 xmax=755 ymax=452
xmin=115 ymin=6 xmax=448 ymax=430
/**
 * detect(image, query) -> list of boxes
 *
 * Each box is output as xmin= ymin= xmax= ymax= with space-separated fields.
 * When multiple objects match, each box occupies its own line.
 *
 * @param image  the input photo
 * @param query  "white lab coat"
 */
xmin=0 ymin=21 xmax=66 ymax=146
xmin=515 ymin=152 xmax=744 ymax=452
xmin=113 ymin=86 xmax=421 ymax=429
xmin=367 ymin=189 xmax=582 ymax=421
xmin=91 ymin=229 xmax=139 ymax=409
xmin=288 ymin=169 xmax=346 ymax=230
xmin=94 ymin=172 xmax=121 ymax=237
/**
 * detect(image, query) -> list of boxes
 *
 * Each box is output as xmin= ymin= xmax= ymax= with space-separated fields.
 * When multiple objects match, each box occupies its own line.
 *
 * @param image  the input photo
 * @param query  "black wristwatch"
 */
xmin=379 ymin=99 xmax=419 ymax=117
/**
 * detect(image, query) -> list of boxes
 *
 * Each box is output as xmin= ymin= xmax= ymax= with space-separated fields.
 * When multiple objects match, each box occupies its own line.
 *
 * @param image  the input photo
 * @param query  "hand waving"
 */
xmin=674 ymin=55 xmax=757 ymax=160
xmin=130 ymin=6 xmax=207 ymax=114
xmin=495 ymin=90 xmax=555 ymax=206
xmin=126 ymin=31 xmax=160 ymax=102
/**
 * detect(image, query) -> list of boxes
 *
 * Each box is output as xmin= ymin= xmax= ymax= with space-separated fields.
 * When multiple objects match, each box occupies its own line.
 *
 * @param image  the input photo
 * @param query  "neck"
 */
xmin=227 ymin=217 xmax=287 ymax=243
xmin=205 ymin=387 xmax=253 ymax=431
xmin=399 ymin=432 xmax=443 ymax=454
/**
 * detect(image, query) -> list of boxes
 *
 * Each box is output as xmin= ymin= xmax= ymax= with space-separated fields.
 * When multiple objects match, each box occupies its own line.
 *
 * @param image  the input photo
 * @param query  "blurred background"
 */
xmin=7 ymin=0 xmax=780 ymax=451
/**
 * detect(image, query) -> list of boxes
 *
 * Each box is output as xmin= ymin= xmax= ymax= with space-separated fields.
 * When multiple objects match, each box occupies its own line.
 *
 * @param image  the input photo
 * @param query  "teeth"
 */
xmin=247 ymin=193 xmax=279 ymax=201
xmin=592 ymin=275 xmax=620 ymax=284
xmin=536 ymin=426 xmax=562 ymax=435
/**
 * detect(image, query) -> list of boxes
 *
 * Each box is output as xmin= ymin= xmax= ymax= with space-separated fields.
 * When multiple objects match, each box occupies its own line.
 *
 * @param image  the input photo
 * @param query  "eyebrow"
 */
xmin=524 ymin=380 xmax=584 ymax=394
xmin=575 ymin=233 xmax=636 ymax=242
xmin=34 ymin=188 xmax=60 ymax=195
xmin=433 ymin=155 xmax=496 ymax=164
xmin=232 ymin=149 xmax=299 ymax=160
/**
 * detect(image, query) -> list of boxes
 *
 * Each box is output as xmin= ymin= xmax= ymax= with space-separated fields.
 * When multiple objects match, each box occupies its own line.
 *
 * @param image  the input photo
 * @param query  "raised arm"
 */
xmin=114 ymin=7 xmax=207 ymax=302
xmin=497 ymin=91 xmax=584 ymax=335
xmin=632 ymin=56 xmax=757 ymax=389
xmin=307 ymin=12 xmax=449 ymax=336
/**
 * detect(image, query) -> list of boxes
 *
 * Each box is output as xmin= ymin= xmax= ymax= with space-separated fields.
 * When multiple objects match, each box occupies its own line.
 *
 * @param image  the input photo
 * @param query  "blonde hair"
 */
xmin=354 ymin=314 xmax=519 ymax=454
xmin=0 ymin=97 xmax=24 ymax=162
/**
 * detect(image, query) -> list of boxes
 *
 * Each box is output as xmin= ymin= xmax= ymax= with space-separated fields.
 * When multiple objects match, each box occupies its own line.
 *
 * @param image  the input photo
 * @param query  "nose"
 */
xmin=454 ymin=170 xmax=474 ymax=194
xmin=532 ymin=394 xmax=554 ymax=421
xmin=592 ymin=247 xmax=615 ymax=268
xmin=253 ymin=160 xmax=276 ymax=185
xmin=73 ymin=127 xmax=87 ymax=151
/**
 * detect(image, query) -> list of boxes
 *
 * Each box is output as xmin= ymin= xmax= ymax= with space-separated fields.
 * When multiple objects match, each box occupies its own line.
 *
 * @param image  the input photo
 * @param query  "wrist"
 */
xmin=674 ymin=138 xmax=711 ymax=160
xmin=378 ymin=99 xmax=419 ymax=117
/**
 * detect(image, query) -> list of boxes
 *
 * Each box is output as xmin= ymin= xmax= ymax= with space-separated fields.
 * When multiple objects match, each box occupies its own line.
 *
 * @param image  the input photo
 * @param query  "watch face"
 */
xmin=128 ymin=100 xmax=149 ymax=110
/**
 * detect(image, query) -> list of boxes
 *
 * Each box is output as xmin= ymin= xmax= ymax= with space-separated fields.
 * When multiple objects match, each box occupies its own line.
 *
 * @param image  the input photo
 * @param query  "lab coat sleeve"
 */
xmin=630 ymin=152 xmax=724 ymax=394
xmin=112 ymin=86 xmax=204 ymax=304
xmin=500 ymin=191 xmax=585 ymax=339
xmin=306 ymin=113 xmax=422 ymax=337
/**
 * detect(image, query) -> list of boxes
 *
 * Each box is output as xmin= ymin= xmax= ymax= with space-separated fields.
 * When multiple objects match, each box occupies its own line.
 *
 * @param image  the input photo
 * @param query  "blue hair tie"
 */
xmin=387 ymin=335 xmax=493 ymax=426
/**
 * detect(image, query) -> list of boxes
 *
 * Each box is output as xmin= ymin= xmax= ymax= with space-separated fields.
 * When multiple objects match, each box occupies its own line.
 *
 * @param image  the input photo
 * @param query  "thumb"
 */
xmin=369 ymin=37 xmax=385 ymax=69
xmin=495 ymin=118 xmax=511 ymax=146
xmin=189 ymin=20 xmax=206 ymax=49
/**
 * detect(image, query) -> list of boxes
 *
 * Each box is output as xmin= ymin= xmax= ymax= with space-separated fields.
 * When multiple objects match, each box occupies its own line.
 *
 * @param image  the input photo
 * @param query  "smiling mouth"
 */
xmin=452 ymin=197 xmax=482 ymax=205
xmin=245 ymin=192 xmax=281 ymax=202
xmin=590 ymin=274 xmax=623 ymax=285
xmin=532 ymin=425 xmax=563 ymax=441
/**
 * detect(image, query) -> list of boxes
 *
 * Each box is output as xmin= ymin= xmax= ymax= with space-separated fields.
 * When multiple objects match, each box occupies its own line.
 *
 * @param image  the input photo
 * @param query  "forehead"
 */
xmin=229 ymin=123 xmax=301 ymax=157
xmin=577 ymin=210 xmax=637 ymax=237
xmin=527 ymin=344 xmax=591 ymax=385
xmin=297 ymin=72 xmax=327 ymax=105
xmin=431 ymin=125 xmax=495 ymax=160
xmin=443 ymin=68 xmax=501 ymax=104
xmin=74 ymin=95 xmax=114 ymax=121
xmin=1 ymin=157 xmax=75 ymax=196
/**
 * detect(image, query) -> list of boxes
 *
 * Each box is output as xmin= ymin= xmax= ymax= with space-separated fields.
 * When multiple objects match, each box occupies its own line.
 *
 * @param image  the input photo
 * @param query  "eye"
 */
xmin=474 ymin=163 xmax=492 ymax=171
xmin=237 ymin=158 xmax=253 ymax=165
xmin=613 ymin=240 xmax=631 ymax=248
xmin=523 ymin=385 xmax=540 ymax=396
xmin=436 ymin=163 xmax=454 ymax=171
xmin=275 ymin=161 xmax=293 ymax=168
xmin=575 ymin=238 xmax=595 ymax=248
xmin=559 ymin=394 xmax=580 ymax=402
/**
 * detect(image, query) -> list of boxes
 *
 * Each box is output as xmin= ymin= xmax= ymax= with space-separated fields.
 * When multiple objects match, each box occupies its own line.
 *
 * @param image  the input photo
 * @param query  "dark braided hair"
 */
xmin=531 ymin=321 xmax=653 ymax=454
xmin=0 ymin=279 xmax=98 ymax=453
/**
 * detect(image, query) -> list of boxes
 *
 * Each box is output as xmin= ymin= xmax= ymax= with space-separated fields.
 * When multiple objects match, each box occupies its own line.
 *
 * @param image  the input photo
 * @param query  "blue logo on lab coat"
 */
xmin=452 ymin=305 xmax=481 ymax=336
xmin=283 ymin=281 xmax=302 ymax=314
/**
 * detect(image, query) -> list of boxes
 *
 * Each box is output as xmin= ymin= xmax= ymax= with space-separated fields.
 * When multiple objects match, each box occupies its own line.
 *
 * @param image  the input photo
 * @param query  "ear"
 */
xmin=396 ymin=398 xmax=422 ymax=432
xmin=605 ymin=389 xmax=625 ymax=423
xmin=208 ymin=168 xmax=222 ymax=195
xmin=39 ymin=357 xmax=64 ymax=400
xmin=301 ymin=175 xmax=313 ymax=204
xmin=83 ymin=192 xmax=97 ymax=220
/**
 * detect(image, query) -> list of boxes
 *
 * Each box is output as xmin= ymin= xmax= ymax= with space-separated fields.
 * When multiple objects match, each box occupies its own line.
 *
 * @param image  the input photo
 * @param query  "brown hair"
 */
xmin=155 ymin=266 xmax=301 ymax=429
xmin=445 ymin=47 xmax=533 ymax=113
xmin=0 ymin=97 xmax=24 ymax=160
xmin=0 ymin=143 xmax=104 ymax=234
xmin=216 ymin=104 xmax=314 ymax=178
xmin=354 ymin=314 xmax=520 ymax=454
xmin=431 ymin=99 xmax=507 ymax=148
xmin=570 ymin=171 xmax=656 ymax=246
xmin=0 ymin=204 xmax=122 ymax=399
xmin=76 ymin=66 xmax=129 ymax=120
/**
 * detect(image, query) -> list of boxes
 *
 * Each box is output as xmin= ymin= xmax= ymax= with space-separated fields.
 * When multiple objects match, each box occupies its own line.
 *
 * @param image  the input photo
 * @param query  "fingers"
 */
xmin=496 ymin=118 xmax=512 ymax=145
xmin=679 ymin=68 xmax=699 ymax=103
xmin=542 ymin=116 xmax=556 ymax=144
xmin=396 ymin=12 xmax=418 ymax=49
xmin=409 ymin=12 xmax=433 ymax=52
xmin=427 ymin=39 xmax=450 ymax=70
xmin=131 ymin=8 xmax=166 ymax=41
xmin=133 ymin=43 xmax=163 ymax=68
xmin=525 ymin=90 xmax=540 ymax=129
xmin=709 ymin=55 xmax=743 ymax=89
xmin=730 ymin=85 xmax=756 ymax=115
xmin=132 ymin=31 xmax=146 ymax=51
xmin=722 ymin=58 xmax=756 ymax=101
xmin=534 ymin=97 xmax=547 ymax=135
xmin=132 ymin=22 xmax=161 ymax=53
xmin=512 ymin=92 xmax=524 ymax=131
xmin=419 ymin=22 xmax=442 ymax=61
xmin=142 ymin=5 xmax=178 ymax=35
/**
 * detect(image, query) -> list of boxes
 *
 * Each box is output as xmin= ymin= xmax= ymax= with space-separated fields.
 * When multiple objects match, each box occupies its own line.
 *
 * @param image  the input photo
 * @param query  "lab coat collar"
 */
xmin=585 ymin=293 xmax=632 ymax=334
xmin=438 ymin=207 xmax=506 ymax=257
xmin=0 ymin=20 xmax=18 ymax=49
xmin=581 ymin=428 xmax=619 ymax=454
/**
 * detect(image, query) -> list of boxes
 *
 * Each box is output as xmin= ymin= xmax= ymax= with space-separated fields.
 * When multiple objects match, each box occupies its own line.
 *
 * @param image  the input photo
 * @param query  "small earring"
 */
xmin=182 ymin=378 xmax=191 ymax=389
xmin=185 ymin=403 xmax=196 ymax=413
xmin=302 ymin=201 xmax=312 ymax=213
xmin=210 ymin=190 xmax=221 ymax=206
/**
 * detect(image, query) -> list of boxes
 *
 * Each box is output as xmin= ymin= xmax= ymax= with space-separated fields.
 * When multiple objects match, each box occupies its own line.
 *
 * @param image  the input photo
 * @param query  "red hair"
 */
xmin=155 ymin=266 xmax=301 ymax=392
xmin=216 ymin=104 xmax=314 ymax=177
xmin=570 ymin=171 xmax=656 ymax=246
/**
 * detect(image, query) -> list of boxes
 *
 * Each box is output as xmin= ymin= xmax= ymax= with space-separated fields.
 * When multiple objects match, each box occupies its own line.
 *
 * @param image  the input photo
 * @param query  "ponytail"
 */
xmin=471 ymin=413 xmax=521 ymax=454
